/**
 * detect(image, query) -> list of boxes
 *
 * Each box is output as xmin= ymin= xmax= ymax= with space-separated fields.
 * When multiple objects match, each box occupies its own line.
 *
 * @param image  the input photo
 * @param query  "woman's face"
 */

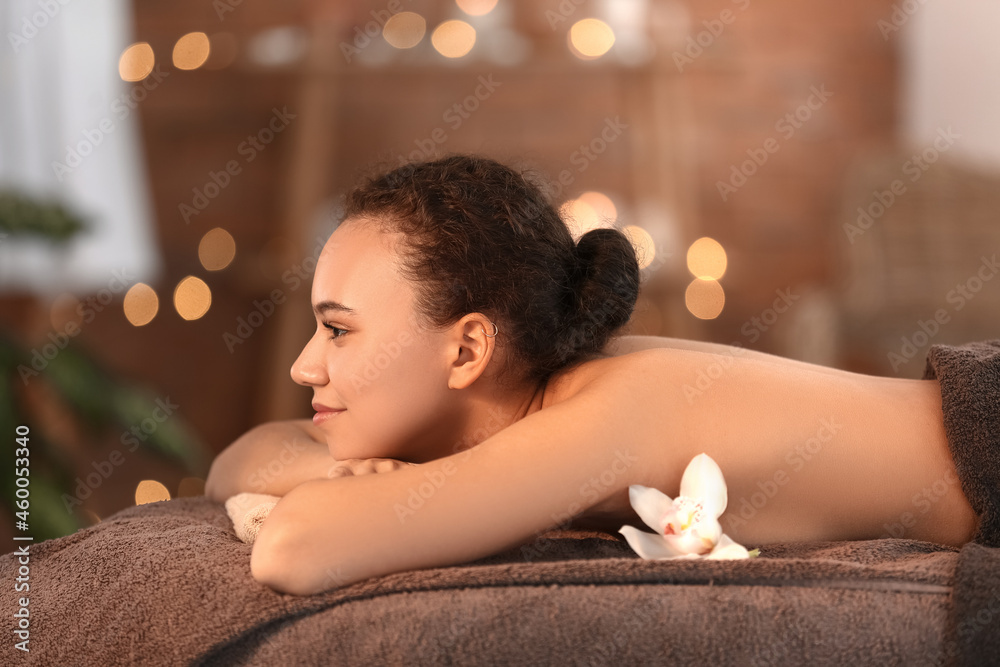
xmin=290 ymin=219 xmax=456 ymax=462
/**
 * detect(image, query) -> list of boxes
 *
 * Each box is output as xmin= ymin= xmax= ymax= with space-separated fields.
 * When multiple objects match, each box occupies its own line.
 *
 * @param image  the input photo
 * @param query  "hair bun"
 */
xmin=556 ymin=227 xmax=640 ymax=364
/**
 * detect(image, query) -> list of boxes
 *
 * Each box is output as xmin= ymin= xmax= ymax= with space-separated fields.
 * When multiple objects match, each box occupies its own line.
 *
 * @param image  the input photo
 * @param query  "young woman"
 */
xmin=205 ymin=154 xmax=977 ymax=596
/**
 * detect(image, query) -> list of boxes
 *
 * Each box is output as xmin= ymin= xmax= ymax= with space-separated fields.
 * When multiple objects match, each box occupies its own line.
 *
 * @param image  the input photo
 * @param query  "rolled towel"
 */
xmin=225 ymin=492 xmax=281 ymax=545
xmin=922 ymin=338 xmax=1000 ymax=547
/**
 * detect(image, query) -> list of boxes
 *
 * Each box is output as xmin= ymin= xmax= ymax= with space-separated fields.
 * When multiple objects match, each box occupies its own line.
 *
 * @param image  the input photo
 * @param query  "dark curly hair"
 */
xmin=341 ymin=153 xmax=640 ymax=390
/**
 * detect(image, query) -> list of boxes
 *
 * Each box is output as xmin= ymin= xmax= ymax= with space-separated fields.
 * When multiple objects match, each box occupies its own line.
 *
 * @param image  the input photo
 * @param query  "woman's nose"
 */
xmin=290 ymin=337 xmax=328 ymax=387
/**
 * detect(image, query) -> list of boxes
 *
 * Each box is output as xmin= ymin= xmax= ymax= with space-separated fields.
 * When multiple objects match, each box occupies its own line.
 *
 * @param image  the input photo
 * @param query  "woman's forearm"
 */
xmin=204 ymin=419 xmax=336 ymax=502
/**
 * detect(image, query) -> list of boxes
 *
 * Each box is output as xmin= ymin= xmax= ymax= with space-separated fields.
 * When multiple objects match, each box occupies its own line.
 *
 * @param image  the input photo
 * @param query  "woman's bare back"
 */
xmin=552 ymin=344 xmax=979 ymax=549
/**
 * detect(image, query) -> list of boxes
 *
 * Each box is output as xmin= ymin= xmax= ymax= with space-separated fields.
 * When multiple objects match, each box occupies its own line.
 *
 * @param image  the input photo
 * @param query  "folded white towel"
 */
xmin=225 ymin=492 xmax=281 ymax=544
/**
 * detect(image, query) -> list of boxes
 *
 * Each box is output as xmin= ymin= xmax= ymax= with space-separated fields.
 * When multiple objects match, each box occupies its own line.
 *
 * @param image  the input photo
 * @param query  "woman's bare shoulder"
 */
xmin=601 ymin=334 xmax=869 ymax=379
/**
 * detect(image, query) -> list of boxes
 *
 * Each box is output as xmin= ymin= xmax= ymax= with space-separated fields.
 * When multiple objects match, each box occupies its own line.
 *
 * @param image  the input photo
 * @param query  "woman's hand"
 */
xmin=324 ymin=457 xmax=417 ymax=478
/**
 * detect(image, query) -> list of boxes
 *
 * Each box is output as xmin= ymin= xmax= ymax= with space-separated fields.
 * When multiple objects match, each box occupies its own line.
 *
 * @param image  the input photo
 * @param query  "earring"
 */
xmin=481 ymin=321 xmax=498 ymax=337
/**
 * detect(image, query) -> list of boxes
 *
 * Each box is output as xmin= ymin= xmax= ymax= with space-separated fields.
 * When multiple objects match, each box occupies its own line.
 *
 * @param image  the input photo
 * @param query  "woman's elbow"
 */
xmin=250 ymin=529 xmax=316 ymax=595
xmin=248 ymin=495 xmax=354 ymax=595
xmin=250 ymin=541 xmax=354 ymax=596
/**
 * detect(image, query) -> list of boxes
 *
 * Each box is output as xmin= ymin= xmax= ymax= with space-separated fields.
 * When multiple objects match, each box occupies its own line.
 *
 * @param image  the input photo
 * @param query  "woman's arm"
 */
xmin=249 ymin=356 xmax=653 ymax=595
xmin=204 ymin=419 xmax=337 ymax=502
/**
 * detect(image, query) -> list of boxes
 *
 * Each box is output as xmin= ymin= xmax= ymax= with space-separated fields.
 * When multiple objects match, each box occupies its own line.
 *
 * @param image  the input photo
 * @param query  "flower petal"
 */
xmin=691 ymin=517 xmax=722 ymax=546
xmin=705 ymin=533 xmax=751 ymax=560
xmin=627 ymin=484 xmax=674 ymax=533
xmin=679 ymin=453 xmax=728 ymax=518
xmin=618 ymin=525 xmax=691 ymax=559
xmin=663 ymin=530 xmax=714 ymax=555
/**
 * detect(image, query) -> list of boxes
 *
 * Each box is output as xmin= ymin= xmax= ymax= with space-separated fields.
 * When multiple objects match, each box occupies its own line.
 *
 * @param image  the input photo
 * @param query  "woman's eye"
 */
xmin=322 ymin=322 xmax=347 ymax=340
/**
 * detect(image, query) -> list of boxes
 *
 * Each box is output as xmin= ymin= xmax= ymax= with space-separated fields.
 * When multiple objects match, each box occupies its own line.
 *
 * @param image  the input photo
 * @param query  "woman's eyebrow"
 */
xmin=313 ymin=300 xmax=356 ymax=316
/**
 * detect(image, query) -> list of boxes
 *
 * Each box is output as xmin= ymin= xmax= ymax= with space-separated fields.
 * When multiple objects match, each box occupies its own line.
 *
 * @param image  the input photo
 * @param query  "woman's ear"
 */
xmin=446 ymin=314 xmax=497 ymax=390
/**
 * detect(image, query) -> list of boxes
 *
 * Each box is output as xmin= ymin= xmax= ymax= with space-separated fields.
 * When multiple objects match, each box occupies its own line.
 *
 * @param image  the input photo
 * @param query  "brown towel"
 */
xmin=0 ymin=496 xmax=966 ymax=665
xmin=921 ymin=338 xmax=1000 ymax=665
xmin=921 ymin=338 xmax=1000 ymax=547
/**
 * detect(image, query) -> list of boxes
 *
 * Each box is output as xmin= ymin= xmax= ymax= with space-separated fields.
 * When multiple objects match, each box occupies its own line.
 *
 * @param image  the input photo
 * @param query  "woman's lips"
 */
xmin=313 ymin=409 xmax=345 ymax=425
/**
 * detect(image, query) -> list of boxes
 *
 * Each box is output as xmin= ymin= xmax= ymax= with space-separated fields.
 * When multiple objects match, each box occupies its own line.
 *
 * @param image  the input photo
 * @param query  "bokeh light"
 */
xmin=560 ymin=198 xmax=600 ymax=239
xmin=456 ymin=0 xmax=498 ymax=16
xmin=569 ymin=19 xmax=615 ymax=59
xmin=432 ymin=20 xmax=476 ymax=58
xmin=560 ymin=191 xmax=618 ymax=239
xmin=685 ymin=278 xmax=726 ymax=319
xmin=198 ymin=227 xmax=236 ymax=271
xmin=119 ymin=42 xmax=155 ymax=81
xmin=135 ymin=480 xmax=171 ymax=505
xmin=383 ymin=12 xmax=426 ymax=49
xmin=578 ymin=191 xmax=617 ymax=223
xmin=172 ymin=32 xmax=210 ymax=70
xmin=622 ymin=224 xmax=656 ymax=270
xmin=686 ymin=236 xmax=728 ymax=279
xmin=173 ymin=276 xmax=212 ymax=320
xmin=123 ymin=283 xmax=160 ymax=326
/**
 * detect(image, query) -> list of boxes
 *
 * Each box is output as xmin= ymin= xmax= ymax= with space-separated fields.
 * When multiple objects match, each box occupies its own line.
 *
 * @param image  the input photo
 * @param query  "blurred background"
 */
xmin=1 ymin=0 xmax=998 ymax=542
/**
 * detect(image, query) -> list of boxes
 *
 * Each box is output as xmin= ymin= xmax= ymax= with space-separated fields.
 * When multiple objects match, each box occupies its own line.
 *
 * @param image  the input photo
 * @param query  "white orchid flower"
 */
xmin=618 ymin=453 xmax=758 ymax=560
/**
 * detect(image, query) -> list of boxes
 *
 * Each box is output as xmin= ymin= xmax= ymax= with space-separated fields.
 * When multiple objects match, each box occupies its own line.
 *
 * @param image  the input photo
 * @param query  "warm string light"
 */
xmin=432 ymin=20 xmax=477 ymax=58
xmin=685 ymin=237 xmax=728 ymax=319
xmin=568 ymin=18 xmax=615 ymax=60
xmin=135 ymin=480 xmax=171 ymax=505
xmin=559 ymin=192 xmax=658 ymax=272
xmin=117 ymin=228 xmax=234 ymax=325
xmin=123 ymin=13 xmax=632 ymax=71
xmin=132 ymin=479 xmax=203 ymax=506
xmin=119 ymin=33 xmax=235 ymax=81
xmin=172 ymin=32 xmax=210 ymax=70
